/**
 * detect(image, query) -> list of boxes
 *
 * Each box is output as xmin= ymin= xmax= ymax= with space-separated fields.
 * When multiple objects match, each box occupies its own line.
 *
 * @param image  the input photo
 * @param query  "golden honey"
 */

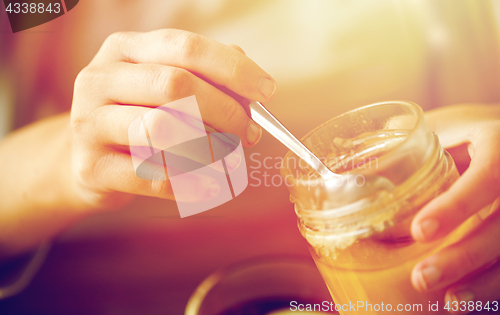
xmin=281 ymin=101 xmax=481 ymax=315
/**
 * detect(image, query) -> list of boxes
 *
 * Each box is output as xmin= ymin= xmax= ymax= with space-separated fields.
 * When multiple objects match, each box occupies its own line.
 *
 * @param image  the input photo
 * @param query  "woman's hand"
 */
xmin=411 ymin=104 xmax=500 ymax=313
xmin=0 ymin=29 xmax=276 ymax=254
xmin=70 ymin=29 xmax=276 ymax=209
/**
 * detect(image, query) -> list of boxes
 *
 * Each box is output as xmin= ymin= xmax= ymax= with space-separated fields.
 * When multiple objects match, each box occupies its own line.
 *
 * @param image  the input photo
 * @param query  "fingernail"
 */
xmin=224 ymin=152 xmax=241 ymax=171
xmin=246 ymin=120 xmax=262 ymax=145
xmin=417 ymin=219 xmax=439 ymax=241
xmin=417 ymin=266 xmax=442 ymax=290
xmin=452 ymin=289 xmax=475 ymax=304
xmin=258 ymin=78 xmax=276 ymax=99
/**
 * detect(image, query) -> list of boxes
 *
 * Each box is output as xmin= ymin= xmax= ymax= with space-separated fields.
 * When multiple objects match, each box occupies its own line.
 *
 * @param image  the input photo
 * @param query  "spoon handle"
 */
xmin=249 ymin=101 xmax=337 ymax=180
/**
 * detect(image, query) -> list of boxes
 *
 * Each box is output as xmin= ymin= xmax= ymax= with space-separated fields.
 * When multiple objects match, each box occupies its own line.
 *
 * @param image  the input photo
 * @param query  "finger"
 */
xmin=76 ymin=63 xmax=262 ymax=147
xmin=411 ymin=204 xmax=500 ymax=292
xmin=87 ymin=150 xmax=220 ymax=203
xmin=425 ymin=104 xmax=500 ymax=148
xmin=93 ymin=29 xmax=276 ymax=102
xmin=81 ymin=105 xmax=243 ymax=172
xmin=445 ymin=262 xmax=500 ymax=314
xmin=411 ymin=122 xmax=500 ymax=242
xmin=77 ymin=63 xmax=193 ymax=106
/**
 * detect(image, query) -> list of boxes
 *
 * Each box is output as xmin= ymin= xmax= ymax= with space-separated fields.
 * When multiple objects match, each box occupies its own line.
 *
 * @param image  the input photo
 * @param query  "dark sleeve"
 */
xmin=0 ymin=242 xmax=51 ymax=299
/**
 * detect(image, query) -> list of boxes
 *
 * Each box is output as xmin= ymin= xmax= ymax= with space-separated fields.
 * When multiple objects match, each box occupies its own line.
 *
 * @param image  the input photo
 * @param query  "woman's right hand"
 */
xmin=70 ymin=29 xmax=276 ymax=210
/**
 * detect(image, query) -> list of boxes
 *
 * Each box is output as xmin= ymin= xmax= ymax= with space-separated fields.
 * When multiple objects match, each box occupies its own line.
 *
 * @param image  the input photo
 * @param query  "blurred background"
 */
xmin=1 ymin=0 xmax=500 ymax=314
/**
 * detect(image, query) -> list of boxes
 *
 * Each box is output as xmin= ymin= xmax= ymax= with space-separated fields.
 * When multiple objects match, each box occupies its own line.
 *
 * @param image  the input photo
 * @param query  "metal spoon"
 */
xmin=249 ymin=101 xmax=394 ymax=201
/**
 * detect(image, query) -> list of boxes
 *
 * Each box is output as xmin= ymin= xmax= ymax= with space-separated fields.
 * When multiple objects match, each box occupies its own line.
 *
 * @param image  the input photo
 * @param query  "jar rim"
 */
xmin=280 ymin=100 xmax=424 ymax=186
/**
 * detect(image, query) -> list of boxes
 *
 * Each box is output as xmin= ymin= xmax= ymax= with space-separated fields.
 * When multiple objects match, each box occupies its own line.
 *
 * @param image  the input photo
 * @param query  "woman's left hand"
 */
xmin=411 ymin=104 xmax=500 ymax=314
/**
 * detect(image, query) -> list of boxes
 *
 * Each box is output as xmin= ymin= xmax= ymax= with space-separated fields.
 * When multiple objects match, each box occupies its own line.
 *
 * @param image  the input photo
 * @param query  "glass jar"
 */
xmin=280 ymin=101 xmax=482 ymax=315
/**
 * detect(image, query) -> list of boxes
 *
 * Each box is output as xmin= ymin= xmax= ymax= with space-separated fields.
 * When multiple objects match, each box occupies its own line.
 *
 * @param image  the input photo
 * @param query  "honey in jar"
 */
xmin=281 ymin=101 xmax=483 ymax=315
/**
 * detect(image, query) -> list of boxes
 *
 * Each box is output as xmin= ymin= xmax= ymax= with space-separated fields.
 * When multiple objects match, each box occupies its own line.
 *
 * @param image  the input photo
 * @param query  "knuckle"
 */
xmin=142 ymin=108 xmax=171 ymax=144
xmin=163 ymin=68 xmax=190 ymax=101
xmin=74 ymin=67 xmax=94 ymax=90
xmin=173 ymin=31 xmax=202 ymax=61
xmin=71 ymin=67 xmax=104 ymax=135
xmin=105 ymin=31 xmax=128 ymax=47
xmin=73 ymin=151 xmax=98 ymax=186
xmin=104 ymin=31 xmax=133 ymax=61
xmin=73 ymin=66 xmax=106 ymax=98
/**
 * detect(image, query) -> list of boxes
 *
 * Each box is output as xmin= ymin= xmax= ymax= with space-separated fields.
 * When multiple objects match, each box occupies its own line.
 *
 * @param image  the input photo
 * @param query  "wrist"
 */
xmin=0 ymin=114 xmax=99 ymax=254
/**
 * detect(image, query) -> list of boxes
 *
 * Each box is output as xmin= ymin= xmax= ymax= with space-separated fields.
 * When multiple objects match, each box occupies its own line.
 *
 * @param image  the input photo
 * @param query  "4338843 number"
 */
xmin=444 ymin=300 xmax=499 ymax=313
xmin=5 ymin=3 xmax=61 ymax=14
